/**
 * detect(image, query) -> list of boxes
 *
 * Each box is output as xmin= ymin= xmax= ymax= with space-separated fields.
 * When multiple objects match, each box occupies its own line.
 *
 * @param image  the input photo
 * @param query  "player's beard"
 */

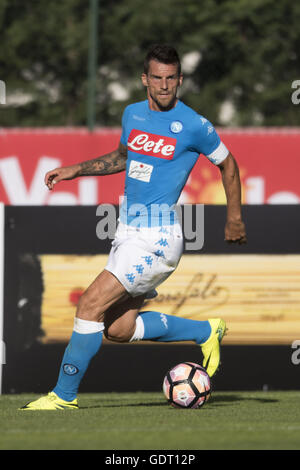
xmin=149 ymin=91 xmax=178 ymax=112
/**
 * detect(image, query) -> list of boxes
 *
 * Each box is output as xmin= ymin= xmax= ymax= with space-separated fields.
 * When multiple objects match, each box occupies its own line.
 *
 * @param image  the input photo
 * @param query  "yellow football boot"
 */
xmin=19 ymin=392 xmax=78 ymax=410
xmin=200 ymin=318 xmax=227 ymax=377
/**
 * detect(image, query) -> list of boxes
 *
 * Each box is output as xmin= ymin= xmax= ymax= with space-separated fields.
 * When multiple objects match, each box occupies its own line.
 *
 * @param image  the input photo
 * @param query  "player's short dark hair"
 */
xmin=144 ymin=44 xmax=181 ymax=76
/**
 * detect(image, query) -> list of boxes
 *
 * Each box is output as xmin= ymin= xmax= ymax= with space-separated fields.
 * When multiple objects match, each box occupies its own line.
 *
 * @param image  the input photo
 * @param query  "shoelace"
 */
xmin=48 ymin=393 xmax=58 ymax=401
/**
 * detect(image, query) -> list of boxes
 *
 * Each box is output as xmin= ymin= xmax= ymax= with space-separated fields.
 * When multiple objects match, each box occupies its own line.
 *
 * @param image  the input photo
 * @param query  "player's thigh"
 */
xmin=104 ymin=294 xmax=146 ymax=342
xmin=76 ymin=269 xmax=129 ymax=322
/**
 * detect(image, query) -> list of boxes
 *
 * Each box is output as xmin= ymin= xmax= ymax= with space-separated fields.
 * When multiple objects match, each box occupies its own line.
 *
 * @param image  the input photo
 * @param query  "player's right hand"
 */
xmin=44 ymin=165 xmax=80 ymax=190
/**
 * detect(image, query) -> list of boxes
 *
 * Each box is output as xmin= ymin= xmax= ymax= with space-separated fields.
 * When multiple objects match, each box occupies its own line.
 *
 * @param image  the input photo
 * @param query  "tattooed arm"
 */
xmin=78 ymin=142 xmax=127 ymax=176
xmin=45 ymin=142 xmax=127 ymax=190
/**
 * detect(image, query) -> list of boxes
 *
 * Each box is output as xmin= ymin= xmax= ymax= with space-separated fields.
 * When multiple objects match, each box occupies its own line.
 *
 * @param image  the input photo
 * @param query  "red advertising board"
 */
xmin=0 ymin=127 xmax=299 ymax=205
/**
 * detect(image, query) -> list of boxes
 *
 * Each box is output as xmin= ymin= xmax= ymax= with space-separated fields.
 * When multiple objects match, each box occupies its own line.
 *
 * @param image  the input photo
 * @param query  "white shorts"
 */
xmin=105 ymin=222 xmax=184 ymax=297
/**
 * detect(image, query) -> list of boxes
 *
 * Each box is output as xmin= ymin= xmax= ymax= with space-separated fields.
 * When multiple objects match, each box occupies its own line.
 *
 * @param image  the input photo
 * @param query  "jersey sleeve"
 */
xmin=120 ymin=106 xmax=130 ymax=146
xmin=193 ymin=116 xmax=229 ymax=165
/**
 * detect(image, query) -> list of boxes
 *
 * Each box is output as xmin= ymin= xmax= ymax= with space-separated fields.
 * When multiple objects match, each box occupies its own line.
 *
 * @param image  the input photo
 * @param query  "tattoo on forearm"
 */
xmin=78 ymin=149 xmax=127 ymax=176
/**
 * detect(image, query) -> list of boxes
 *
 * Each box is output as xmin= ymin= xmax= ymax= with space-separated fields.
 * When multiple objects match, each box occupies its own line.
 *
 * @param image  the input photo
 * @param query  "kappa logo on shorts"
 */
xmin=125 ymin=273 xmax=135 ymax=284
xmin=127 ymin=129 xmax=176 ymax=160
xmin=155 ymin=238 xmax=169 ymax=247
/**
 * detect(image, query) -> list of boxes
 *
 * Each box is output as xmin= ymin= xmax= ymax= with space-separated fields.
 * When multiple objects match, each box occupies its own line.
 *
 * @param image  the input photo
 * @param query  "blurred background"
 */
xmin=1 ymin=0 xmax=300 ymax=127
xmin=0 ymin=0 xmax=300 ymax=394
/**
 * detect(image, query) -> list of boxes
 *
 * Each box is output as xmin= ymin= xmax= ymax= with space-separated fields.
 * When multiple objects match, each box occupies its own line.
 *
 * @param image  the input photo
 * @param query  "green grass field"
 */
xmin=1 ymin=391 xmax=300 ymax=450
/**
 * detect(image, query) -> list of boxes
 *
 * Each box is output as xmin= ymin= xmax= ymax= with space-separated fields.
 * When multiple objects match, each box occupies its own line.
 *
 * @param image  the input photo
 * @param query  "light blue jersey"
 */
xmin=120 ymin=99 xmax=228 ymax=227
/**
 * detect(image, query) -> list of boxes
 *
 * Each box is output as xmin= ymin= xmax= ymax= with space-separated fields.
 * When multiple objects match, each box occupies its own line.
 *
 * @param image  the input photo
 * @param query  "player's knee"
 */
xmin=77 ymin=291 xmax=92 ymax=315
xmin=76 ymin=291 xmax=103 ymax=322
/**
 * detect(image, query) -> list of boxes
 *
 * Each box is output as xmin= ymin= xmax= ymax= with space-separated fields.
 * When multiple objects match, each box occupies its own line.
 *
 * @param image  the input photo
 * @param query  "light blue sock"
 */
xmin=53 ymin=318 xmax=104 ymax=402
xmin=135 ymin=311 xmax=211 ymax=344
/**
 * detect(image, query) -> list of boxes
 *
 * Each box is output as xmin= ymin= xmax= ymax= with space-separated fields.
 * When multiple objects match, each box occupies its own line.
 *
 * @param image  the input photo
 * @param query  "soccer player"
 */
xmin=21 ymin=44 xmax=246 ymax=410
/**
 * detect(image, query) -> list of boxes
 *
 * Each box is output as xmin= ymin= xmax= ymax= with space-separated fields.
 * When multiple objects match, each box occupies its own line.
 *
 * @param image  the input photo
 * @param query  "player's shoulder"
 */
xmin=122 ymin=100 xmax=148 ymax=120
xmin=179 ymin=101 xmax=214 ymax=134
xmin=178 ymin=101 xmax=223 ymax=155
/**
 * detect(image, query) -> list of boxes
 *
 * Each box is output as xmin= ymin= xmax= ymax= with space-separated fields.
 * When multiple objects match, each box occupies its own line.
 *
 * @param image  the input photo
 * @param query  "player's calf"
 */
xmin=104 ymin=316 xmax=137 ymax=343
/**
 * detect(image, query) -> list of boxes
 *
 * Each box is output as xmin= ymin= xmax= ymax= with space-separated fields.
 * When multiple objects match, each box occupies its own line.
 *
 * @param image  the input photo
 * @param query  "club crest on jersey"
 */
xmin=127 ymin=129 xmax=176 ymax=160
xmin=170 ymin=121 xmax=183 ymax=134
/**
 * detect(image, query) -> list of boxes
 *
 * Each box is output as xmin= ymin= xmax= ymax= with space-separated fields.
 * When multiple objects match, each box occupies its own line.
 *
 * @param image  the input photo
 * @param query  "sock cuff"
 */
xmin=73 ymin=317 xmax=104 ymax=334
xmin=129 ymin=315 xmax=145 ymax=342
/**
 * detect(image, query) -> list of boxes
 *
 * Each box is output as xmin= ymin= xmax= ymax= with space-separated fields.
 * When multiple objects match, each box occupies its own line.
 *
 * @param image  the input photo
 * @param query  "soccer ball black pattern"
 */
xmin=163 ymin=362 xmax=211 ymax=408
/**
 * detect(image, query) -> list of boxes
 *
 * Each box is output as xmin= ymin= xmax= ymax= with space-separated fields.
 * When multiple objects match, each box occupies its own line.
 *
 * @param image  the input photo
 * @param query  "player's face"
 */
xmin=142 ymin=60 xmax=183 ymax=111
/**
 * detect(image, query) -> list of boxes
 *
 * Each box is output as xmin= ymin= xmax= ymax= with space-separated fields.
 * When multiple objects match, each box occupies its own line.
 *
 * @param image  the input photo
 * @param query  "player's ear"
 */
xmin=178 ymin=73 xmax=183 ymax=87
xmin=141 ymin=73 xmax=148 ymax=87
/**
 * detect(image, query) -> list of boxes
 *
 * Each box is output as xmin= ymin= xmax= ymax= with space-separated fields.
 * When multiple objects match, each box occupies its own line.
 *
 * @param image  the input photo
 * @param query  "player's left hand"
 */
xmin=224 ymin=220 xmax=247 ymax=244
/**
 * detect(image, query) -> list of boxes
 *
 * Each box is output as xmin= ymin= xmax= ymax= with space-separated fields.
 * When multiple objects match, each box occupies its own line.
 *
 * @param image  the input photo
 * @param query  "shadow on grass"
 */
xmin=208 ymin=394 xmax=279 ymax=406
xmin=81 ymin=393 xmax=279 ymax=410
xmin=80 ymin=402 xmax=166 ymax=409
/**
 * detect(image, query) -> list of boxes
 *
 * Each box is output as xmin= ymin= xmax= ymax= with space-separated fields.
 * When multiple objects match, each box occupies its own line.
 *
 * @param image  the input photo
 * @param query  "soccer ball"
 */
xmin=163 ymin=362 xmax=211 ymax=409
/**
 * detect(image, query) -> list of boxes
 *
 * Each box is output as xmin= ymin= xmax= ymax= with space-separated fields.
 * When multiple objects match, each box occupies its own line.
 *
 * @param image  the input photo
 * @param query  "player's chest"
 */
xmin=126 ymin=119 xmax=187 ymax=162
